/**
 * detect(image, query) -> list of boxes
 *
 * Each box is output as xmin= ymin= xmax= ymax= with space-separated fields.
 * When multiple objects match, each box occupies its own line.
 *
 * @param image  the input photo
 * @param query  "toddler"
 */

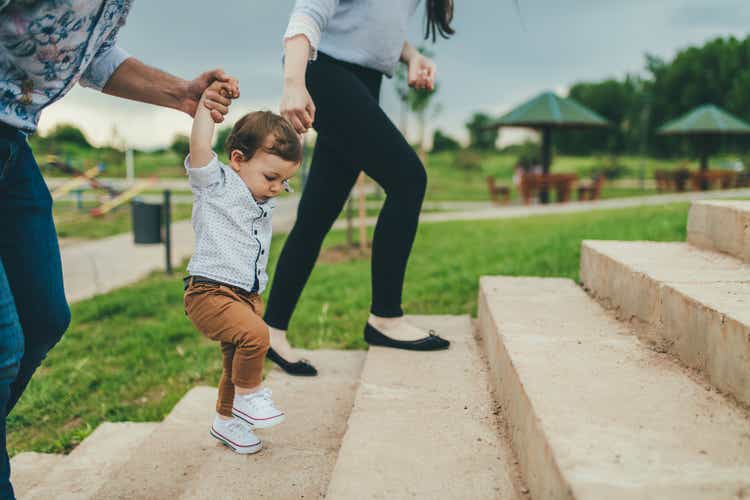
xmin=183 ymin=79 xmax=301 ymax=454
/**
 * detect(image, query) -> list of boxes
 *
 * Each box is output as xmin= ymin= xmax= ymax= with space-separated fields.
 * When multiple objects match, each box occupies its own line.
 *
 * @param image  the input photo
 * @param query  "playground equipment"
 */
xmin=50 ymin=164 xmax=103 ymax=200
xmin=90 ymin=177 xmax=157 ymax=217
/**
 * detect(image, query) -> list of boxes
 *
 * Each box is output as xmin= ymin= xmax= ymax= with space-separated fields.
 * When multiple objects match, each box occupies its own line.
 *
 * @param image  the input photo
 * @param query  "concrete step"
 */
xmin=688 ymin=200 xmax=750 ymax=261
xmin=580 ymin=240 xmax=750 ymax=406
xmin=326 ymin=315 xmax=520 ymax=500
xmin=94 ymin=350 xmax=365 ymax=500
xmin=478 ymin=276 xmax=750 ymax=499
xmin=10 ymin=452 xmax=64 ymax=497
xmin=25 ymin=422 xmax=157 ymax=500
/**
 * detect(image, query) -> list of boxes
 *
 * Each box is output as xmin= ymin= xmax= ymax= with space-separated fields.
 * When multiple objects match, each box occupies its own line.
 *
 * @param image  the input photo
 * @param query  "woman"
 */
xmin=266 ymin=0 xmax=455 ymax=375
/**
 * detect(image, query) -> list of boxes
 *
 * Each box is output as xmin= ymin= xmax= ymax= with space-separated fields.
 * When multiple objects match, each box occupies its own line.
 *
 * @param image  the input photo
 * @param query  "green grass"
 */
xmin=7 ymin=202 xmax=689 ymax=455
xmin=54 ymin=201 xmax=192 ymax=240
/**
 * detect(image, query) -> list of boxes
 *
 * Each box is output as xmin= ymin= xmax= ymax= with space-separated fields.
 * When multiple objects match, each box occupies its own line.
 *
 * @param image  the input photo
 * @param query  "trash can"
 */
xmin=131 ymin=201 xmax=162 ymax=244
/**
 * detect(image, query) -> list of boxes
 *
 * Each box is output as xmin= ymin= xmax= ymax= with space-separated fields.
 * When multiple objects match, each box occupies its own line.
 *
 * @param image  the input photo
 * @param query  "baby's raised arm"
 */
xmin=190 ymin=79 xmax=239 ymax=167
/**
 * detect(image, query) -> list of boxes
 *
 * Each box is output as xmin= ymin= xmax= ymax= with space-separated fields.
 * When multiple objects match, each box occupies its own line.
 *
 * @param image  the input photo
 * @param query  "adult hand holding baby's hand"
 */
xmin=201 ymin=77 xmax=240 ymax=123
xmin=182 ymin=69 xmax=239 ymax=123
xmin=280 ymin=79 xmax=315 ymax=134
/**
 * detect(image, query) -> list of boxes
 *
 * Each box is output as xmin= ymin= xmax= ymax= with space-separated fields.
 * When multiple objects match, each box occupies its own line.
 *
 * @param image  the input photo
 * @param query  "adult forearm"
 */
xmin=400 ymin=41 xmax=418 ymax=64
xmin=102 ymin=58 xmax=189 ymax=114
xmin=284 ymin=35 xmax=312 ymax=85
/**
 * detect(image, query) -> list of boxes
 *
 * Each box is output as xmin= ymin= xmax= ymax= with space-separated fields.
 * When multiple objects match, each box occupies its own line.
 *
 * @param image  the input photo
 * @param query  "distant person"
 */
xmin=0 ymin=3 xmax=233 ymax=497
xmin=264 ymin=0 xmax=456 ymax=376
xmin=513 ymin=163 xmax=525 ymax=188
xmin=183 ymin=80 xmax=301 ymax=454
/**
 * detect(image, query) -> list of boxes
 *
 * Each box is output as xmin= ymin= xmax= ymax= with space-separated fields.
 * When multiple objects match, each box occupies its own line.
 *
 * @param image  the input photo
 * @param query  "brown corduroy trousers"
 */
xmin=184 ymin=281 xmax=270 ymax=417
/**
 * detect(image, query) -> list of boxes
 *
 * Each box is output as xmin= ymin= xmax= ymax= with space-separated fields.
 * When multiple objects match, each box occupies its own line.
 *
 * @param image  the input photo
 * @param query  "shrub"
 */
xmin=46 ymin=124 xmax=91 ymax=148
xmin=432 ymin=129 xmax=461 ymax=153
xmin=169 ymin=134 xmax=190 ymax=158
xmin=455 ymin=149 xmax=483 ymax=172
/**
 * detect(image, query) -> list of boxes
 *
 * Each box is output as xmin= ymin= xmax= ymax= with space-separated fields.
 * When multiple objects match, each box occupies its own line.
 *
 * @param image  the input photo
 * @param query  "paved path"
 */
xmin=62 ymin=188 xmax=750 ymax=304
xmin=333 ymin=187 xmax=750 ymax=230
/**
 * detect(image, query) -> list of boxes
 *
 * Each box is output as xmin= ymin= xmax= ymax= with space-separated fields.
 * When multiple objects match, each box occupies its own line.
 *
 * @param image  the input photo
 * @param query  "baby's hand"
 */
xmin=202 ymin=78 xmax=240 ymax=121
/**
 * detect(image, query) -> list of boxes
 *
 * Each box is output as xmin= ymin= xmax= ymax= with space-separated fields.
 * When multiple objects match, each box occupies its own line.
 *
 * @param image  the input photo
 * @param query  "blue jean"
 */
xmin=0 ymin=125 xmax=71 ymax=500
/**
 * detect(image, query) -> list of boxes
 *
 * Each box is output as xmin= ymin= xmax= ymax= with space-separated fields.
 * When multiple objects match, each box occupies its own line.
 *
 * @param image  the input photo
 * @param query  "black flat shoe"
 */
xmin=364 ymin=323 xmax=450 ymax=351
xmin=267 ymin=347 xmax=318 ymax=376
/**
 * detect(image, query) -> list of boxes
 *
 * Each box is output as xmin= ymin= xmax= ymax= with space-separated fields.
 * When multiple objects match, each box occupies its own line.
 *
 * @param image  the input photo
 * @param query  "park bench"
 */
xmin=519 ymin=172 xmax=578 ymax=205
xmin=577 ymin=174 xmax=605 ymax=201
xmin=485 ymin=176 xmax=511 ymax=205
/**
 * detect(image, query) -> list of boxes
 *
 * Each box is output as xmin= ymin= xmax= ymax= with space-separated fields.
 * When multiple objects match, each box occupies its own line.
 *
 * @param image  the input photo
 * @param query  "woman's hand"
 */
xmin=407 ymin=52 xmax=436 ymax=91
xmin=281 ymin=78 xmax=315 ymax=134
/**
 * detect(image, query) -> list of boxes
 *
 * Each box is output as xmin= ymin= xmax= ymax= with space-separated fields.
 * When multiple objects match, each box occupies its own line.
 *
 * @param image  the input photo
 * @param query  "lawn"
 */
xmin=7 ymin=202 xmax=688 ymax=455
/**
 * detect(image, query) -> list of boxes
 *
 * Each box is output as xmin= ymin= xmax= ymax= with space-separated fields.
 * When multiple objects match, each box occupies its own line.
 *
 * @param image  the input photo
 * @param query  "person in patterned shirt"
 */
xmin=0 ymin=2 xmax=234 ymax=498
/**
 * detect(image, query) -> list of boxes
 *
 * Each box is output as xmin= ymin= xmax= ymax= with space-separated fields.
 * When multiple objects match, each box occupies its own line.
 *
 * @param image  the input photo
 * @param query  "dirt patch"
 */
xmin=318 ymin=243 xmax=372 ymax=264
xmin=61 ymin=417 xmax=83 ymax=431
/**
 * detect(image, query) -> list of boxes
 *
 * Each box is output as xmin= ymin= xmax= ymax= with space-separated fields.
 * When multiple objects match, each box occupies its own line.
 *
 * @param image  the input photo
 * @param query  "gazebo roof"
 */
xmin=658 ymin=104 xmax=750 ymax=136
xmin=492 ymin=91 xmax=609 ymax=129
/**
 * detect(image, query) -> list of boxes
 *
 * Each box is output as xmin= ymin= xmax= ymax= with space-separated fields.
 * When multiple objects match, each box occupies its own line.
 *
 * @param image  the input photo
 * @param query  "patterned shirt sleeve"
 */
xmin=284 ymin=0 xmax=339 ymax=60
xmin=184 ymin=153 xmax=224 ymax=192
xmin=79 ymin=15 xmax=131 ymax=90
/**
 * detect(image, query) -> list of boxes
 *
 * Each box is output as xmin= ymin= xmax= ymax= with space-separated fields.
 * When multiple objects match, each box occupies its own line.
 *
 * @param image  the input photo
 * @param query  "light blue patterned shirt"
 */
xmin=185 ymin=154 xmax=276 ymax=294
xmin=0 ymin=1 xmax=132 ymax=133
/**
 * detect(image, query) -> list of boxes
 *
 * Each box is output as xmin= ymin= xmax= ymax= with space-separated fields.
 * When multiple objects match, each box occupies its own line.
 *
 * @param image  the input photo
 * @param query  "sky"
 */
xmin=36 ymin=0 xmax=750 ymax=150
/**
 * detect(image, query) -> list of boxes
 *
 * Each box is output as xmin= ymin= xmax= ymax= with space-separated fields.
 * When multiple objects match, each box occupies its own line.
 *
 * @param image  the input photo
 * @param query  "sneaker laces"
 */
xmin=248 ymin=388 xmax=276 ymax=411
xmin=226 ymin=418 xmax=247 ymax=435
xmin=216 ymin=417 xmax=246 ymax=436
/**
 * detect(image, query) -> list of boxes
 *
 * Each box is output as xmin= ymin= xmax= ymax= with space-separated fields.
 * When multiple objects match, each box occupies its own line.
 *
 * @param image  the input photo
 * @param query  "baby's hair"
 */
xmin=224 ymin=111 xmax=302 ymax=163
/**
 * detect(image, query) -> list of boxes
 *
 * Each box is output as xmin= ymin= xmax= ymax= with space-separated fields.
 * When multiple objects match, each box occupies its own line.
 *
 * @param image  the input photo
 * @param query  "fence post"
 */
xmin=164 ymin=189 xmax=172 ymax=274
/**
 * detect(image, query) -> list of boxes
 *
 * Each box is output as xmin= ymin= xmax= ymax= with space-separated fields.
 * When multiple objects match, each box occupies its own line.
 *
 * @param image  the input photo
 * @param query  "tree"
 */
xmin=431 ymin=129 xmax=460 ymax=152
xmin=169 ymin=134 xmax=190 ymax=158
xmin=465 ymin=113 xmax=498 ymax=150
xmin=546 ymin=34 xmax=750 ymax=158
xmin=214 ymin=127 xmax=232 ymax=153
xmin=555 ymin=76 xmax=645 ymax=156
xmin=46 ymin=124 xmax=91 ymax=148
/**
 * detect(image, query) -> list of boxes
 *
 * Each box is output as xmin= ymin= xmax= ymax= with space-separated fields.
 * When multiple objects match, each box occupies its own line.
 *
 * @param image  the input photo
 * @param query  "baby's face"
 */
xmin=231 ymin=149 xmax=299 ymax=204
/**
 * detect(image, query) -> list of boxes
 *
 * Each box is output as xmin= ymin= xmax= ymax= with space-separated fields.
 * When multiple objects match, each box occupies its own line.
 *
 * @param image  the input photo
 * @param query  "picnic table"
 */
xmin=655 ymin=168 xmax=737 ymax=192
xmin=689 ymin=170 xmax=737 ymax=191
xmin=519 ymin=173 xmax=579 ymax=205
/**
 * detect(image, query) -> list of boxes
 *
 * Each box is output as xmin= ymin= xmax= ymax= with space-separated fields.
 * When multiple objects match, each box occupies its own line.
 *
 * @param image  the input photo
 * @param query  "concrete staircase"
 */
xmin=11 ymin=331 xmax=520 ymax=500
xmin=475 ymin=200 xmax=750 ymax=499
xmin=10 ymin=200 xmax=750 ymax=499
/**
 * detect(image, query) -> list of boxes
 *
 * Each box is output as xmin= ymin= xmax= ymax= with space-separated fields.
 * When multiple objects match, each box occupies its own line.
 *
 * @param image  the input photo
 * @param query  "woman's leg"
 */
xmin=264 ymin=134 xmax=360 ymax=334
xmin=303 ymin=60 xmax=428 ymax=330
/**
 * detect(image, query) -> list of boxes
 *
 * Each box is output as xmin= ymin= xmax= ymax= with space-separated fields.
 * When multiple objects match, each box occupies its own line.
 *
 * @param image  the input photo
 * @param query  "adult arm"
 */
xmin=79 ymin=16 xmax=233 ymax=123
xmin=280 ymin=0 xmax=339 ymax=133
xmin=102 ymin=59 xmax=234 ymax=123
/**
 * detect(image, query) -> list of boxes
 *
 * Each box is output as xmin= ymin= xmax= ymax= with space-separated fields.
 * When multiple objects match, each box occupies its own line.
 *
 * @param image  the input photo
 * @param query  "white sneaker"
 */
xmin=232 ymin=388 xmax=285 ymax=429
xmin=210 ymin=416 xmax=262 ymax=454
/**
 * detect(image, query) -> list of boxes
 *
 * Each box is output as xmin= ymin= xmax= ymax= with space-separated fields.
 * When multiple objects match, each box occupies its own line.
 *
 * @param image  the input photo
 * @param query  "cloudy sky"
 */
xmin=37 ymin=0 xmax=750 ymax=149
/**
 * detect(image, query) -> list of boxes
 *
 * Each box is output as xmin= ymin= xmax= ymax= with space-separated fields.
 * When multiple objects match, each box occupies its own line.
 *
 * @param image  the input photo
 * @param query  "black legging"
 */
xmin=264 ymin=53 xmax=427 ymax=330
